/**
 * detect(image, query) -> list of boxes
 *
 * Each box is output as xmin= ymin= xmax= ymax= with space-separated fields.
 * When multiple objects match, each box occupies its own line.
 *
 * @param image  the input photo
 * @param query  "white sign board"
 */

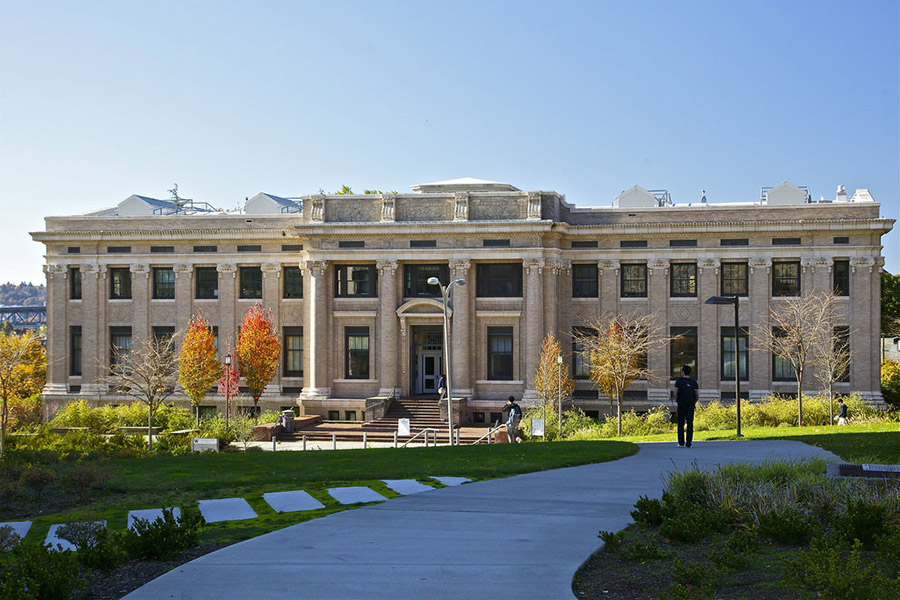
xmin=192 ymin=438 xmax=219 ymax=453
xmin=398 ymin=418 xmax=411 ymax=437
xmin=531 ymin=418 xmax=545 ymax=437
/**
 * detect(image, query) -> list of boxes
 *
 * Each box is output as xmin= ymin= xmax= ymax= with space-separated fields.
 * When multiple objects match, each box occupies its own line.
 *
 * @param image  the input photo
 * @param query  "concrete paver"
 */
xmin=382 ymin=479 xmax=433 ymax=495
xmin=327 ymin=486 xmax=388 ymax=505
xmin=431 ymin=476 xmax=471 ymax=486
xmin=46 ymin=521 xmax=106 ymax=552
xmin=197 ymin=498 xmax=257 ymax=523
xmin=262 ymin=490 xmax=326 ymax=513
xmin=125 ymin=440 xmax=837 ymax=600
xmin=127 ymin=508 xmax=181 ymax=531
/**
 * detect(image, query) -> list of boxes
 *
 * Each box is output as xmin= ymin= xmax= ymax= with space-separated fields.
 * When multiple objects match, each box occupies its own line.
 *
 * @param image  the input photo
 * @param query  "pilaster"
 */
xmin=599 ymin=260 xmax=619 ymax=314
xmin=849 ymin=257 xmax=876 ymax=391
xmin=43 ymin=264 xmax=67 ymax=393
xmin=301 ymin=260 xmax=330 ymax=399
xmin=748 ymin=258 xmax=771 ymax=394
xmin=449 ymin=260 xmax=472 ymax=397
xmin=697 ymin=259 xmax=719 ymax=391
xmin=522 ymin=258 xmax=545 ymax=399
xmin=377 ymin=260 xmax=399 ymax=395
xmin=130 ymin=264 xmax=149 ymax=347
xmin=173 ymin=264 xmax=193 ymax=334
xmin=216 ymin=264 xmax=237 ymax=351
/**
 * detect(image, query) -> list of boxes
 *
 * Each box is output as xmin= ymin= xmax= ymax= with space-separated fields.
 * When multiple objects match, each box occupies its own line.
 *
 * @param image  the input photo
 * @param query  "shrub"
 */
xmin=0 ymin=542 xmax=86 ymax=600
xmin=0 ymin=525 xmax=21 ymax=553
xmin=19 ymin=465 xmax=56 ymax=499
xmin=630 ymin=495 xmax=668 ymax=526
xmin=840 ymin=498 xmax=890 ymax=549
xmin=199 ymin=414 xmax=235 ymax=447
xmin=723 ymin=527 xmax=761 ymax=555
xmin=125 ymin=508 xmax=204 ymax=560
xmin=671 ymin=558 xmax=719 ymax=588
xmin=152 ymin=431 xmax=192 ymax=456
xmin=882 ymin=359 xmax=900 ymax=408
xmin=622 ymin=532 xmax=674 ymax=561
xmin=7 ymin=394 xmax=42 ymax=431
xmin=597 ymin=529 xmax=625 ymax=553
xmin=758 ymin=507 xmax=816 ymax=545
xmin=55 ymin=521 xmax=127 ymax=571
xmin=61 ymin=462 xmax=110 ymax=501
xmin=787 ymin=534 xmax=900 ymax=599
xmin=693 ymin=401 xmax=733 ymax=431
xmin=259 ymin=410 xmax=282 ymax=424
xmin=659 ymin=505 xmax=720 ymax=542
xmin=0 ymin=480 xmax=21 ymax=505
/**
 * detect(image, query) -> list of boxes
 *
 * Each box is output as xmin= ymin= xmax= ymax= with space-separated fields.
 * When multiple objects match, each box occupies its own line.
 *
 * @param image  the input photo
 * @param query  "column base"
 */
xmin=80 ymin=383 xmax=107 ymax=395
xmin=522 ymin=388 xmax=542 ymax=402
xmin=41 ymin=383 xmax=68 ymax=395
xmin=300 ymin=388 xmax=331 ymax=401
xmin=378 ymin=387 xmax=399 ymax=398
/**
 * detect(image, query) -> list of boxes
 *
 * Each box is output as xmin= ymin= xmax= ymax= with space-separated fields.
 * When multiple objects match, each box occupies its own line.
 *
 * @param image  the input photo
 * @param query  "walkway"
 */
xmin=124 ymin=440 xmax=837 ymax=600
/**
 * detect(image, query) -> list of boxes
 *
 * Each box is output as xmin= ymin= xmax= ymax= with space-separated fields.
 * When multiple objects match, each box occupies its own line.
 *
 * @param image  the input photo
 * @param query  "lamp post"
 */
xmin=705 ymin=295 xmax=742 ymax=437
xmin=428 ymin=276 xmax=466 ymax=445
xmin=557 ymin=353 xmax=563 ymax=437
xmin=224 ymin=353 xmax=232 ymax=429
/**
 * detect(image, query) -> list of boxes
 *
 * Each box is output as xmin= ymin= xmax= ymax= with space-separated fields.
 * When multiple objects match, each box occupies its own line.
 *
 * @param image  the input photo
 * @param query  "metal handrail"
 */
xmin=400 ymin=427 xmax=441 ymax=448
xmin=470 ymin=423 xmax=507 ymax=445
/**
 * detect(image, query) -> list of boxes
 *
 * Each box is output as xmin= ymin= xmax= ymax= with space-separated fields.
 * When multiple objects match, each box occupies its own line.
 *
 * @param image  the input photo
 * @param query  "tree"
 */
xmin=882 ymin=359 xmax=900 ymax=408
xmin=576 ymin=313 xmax=667 ymax=435
xmin=812 ymin=298 xmax=851 ymax=424
xmin=0 ymin=330 xmax=45 ymax=455
xmin=755 ymin=292 xmax=835 ymax=427
xmin=105 ymin=334 xmax=178 ymax=451
xmin=532 ymin=334 xmax=574 ymax=439
xmin=235 ymin=305 xmax=281 ymax=414
xmin=882 ymin=271 xmax=900 ymax=337
xmin=333 ymin=185 xmax=353 ymax=195
xmin=178 ymin=313 xmax=223 ymax=425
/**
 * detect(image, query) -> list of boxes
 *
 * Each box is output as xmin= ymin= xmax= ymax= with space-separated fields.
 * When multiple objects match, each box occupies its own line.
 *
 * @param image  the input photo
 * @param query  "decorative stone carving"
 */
xmin=216 ymin=263 xmax=237 ymax=278
xmin=553 ymin=259 xmax=571 ymax=275
xmin=82 ymin=264 xmax=100 ymax=278
xmin=173 ymin=264 xmax=191 ymax=278
xmin=44 ymin=264 xmax=65 ymax=279
xmin=469 ymin=197 xmax=523 ymax=221
xmin=285 ymin=306 xmax=302 ymax=322
xmin=326 ymin=199 xmax=379 ymax=223
xmin=526 ymin=192 xmax=541 ymax=220
xmin=454 ymin=192 xmax=469 ymax=221
xmin=310 ymin=196 xmax=324 ymax=222
xmin=697 ymin=258 xmax=719 ymax=274
xmin=598 ymin=260 xmax=619 ymax=274
xmin=380 ymin=195 xmax=395 ymax=222
xmin=302 ymin=260 xmax=327 ymax=276
xmin=262 ymin=263 xmax=280 ymax=277
xmin=130 ymin=264 xmax=149 ymax=278
xmin=523 ymin=258 xmax=545 ymax=274
xmin=800 ymin=257 xmax=820 ymax=272
xmin=376 ymin=260 xmax=398 ymax=275
xmin=396 ymin=199 xmax=448 ymax=222
xmin=449 ymin=259 xmax=471 ymax=276
xmin=748 ymin=258 xmax=771 ymax=273
xmin=648 ymin=260 xmax=668 ymax=275
xmin=850 ymin=257 xmax=875 ymax=272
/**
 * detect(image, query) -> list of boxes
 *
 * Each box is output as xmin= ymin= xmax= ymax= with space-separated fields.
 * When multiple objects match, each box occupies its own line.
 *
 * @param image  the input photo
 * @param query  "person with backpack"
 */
xmin=674 ymin=365 xmax=699 ymax=448
xmin=504 ymin=396 xmax=523 ymax=443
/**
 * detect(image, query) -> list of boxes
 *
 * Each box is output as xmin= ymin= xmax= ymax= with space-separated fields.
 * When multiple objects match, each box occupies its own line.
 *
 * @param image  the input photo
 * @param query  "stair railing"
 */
xmin=470 ymin=423 xmax=507 ymax=445
xmin=400 ymin=427 xmax=441 ymax=448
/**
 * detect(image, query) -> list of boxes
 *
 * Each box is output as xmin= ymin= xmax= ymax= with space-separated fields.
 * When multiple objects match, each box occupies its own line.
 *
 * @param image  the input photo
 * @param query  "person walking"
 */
xmin=437 ymin=373 xmax=447 ymax=400
xmin=674 ymin=365 xmax=699 ymax=448
xmin=835 ymin=397 xmax=848 ymax=425
xmin=504 ymin=396 xmax=523 ymax=443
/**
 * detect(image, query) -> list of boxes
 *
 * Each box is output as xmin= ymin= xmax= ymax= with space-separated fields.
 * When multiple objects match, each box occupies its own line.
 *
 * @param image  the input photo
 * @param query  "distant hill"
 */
xmin=0 ymin=282 xmax=46 ymax=306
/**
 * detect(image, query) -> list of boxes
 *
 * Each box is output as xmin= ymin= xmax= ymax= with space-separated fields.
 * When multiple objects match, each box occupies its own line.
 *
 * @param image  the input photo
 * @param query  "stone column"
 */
xmin=173 ymin=264 xmax=192 ymax=333
xmin=544 ymin=260 xmax=560 ymax=341
xmin=748 ymin=258 xmax=771 ymax=399
xmin=80 ymin=265 xmax=102 ymax=394
xmin=301 ymin=260 xmax=330 ymax=399
xmin=449 ymin=260 xmax=472 ymax=397
xmin=697 ymin=259 xmax=720 ymax=402
xmin=216 ymin=264 xmax=237 ymax=351
xmin=646 ymin=260 xmax=669 ymax=404
xmin=849 ymin=257 xmax=876 ymax=395
xmin=377 ymin=260 xmax=399 ymax=396
xmin=42 ymin=264 xmax=67 ymax=394
xmin=130 ymin=265 xmax=149 ymax=347
xmin=262 ymin=262 xmax=281 ymax=397
xmin=522 ymin=259 xmax=545 ymax=400
xmin=599 ymin=260 xmax=619 ymax=315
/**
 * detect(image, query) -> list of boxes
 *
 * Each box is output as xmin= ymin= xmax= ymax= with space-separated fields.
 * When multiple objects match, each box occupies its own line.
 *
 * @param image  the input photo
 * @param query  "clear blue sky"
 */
xmin=1 ymin=0 xmax=897 ymax=283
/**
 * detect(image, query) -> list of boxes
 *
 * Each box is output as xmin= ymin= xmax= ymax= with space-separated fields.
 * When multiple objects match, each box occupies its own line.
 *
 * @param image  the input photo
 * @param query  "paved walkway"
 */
xmin=125 ymin=440 xmax=837 ymax=600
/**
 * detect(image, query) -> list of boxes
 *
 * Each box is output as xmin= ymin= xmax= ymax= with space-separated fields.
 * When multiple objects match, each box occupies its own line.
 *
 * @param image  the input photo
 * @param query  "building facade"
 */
xmin=33 ymin=178 xmax=893 ymax=422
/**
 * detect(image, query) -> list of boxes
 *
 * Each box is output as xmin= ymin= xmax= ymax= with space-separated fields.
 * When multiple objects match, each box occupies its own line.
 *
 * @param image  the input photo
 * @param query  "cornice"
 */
xmin=561 ymin=218 xmax=894 ymax=237
xmin=31 ymin=228 xmax=295 ymax=242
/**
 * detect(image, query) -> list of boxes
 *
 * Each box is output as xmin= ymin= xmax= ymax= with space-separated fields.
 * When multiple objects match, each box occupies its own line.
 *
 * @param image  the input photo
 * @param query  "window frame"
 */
xmin=335 ymin=265 xmax=378 ymax=298
xmin=670 ymin=263 xmax=697 ymax=298
xmin=487 ymin=326 xmax=514 ymax=380
xmin=572 ymin=327 xmax=596 ymax=379
xmin=70 ymin=326 xmax=82 ymax=377
xmin=344 ymin=326 xmax=370 ymax=379
xmin=572 ymin=264 xmax=599 ymax=298
xmin=771 ymin=327 xmax=797 ymax=381
xmin=239 ymin=266 xmax=263 ymax=299
xmin=109 ymin=267 xmax=132 ymax=299
xmin=833 ymin=260 xmax=850 ymax=297
xmin=404 ymin=264 xmax=449 ymax=298
xmin=476 ymin=263 xmax=523 ymax=298
xmin=283 ymin=326 xmax=303 ymax=377
xmin=283 ymin=266 xmax=303 ymax=299
xmin=620 ymin=264 xmax=647 ymax=298
xmin=109 ymin=326 xmax=133 ymax=368
xmin=195 ymin=267 xmax=218 ymax=299
xmin=721 ymin=262 xmax=749 ymax=297
xmin=670 ymin=326 xmax=697 ymax=379
xmin=772 ymin=261 xmax=801 ymax=297
xmin=69 ymin=267 xmax=82 ymax=300
xmin=152 ymin=267 xmax=175 ymax=300
xmin=721 ymin=326 xmax=749 ymax=381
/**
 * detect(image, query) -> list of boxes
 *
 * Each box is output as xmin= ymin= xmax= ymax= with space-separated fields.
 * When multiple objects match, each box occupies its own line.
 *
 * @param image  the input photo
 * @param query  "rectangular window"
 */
xmin=195 ymin=267 xmax=218 ymax=299
xmin=339 ymin=241 xmax=365 ymax=249
xmin=833 ymin=237 xmax=849 ymax=245
xmin=571 ymin=240 xmax=598 ymax=248
xmin=720 ymin=238 xmax=749 ymax=246
xmin=69 ymin=268 xmax=82 ymax=299
xmin=669 ymin=239 xmax=697 ymax=247
xmin=410 ymin=240 xmax=437 ymax=248
xmin=110 ymin=326 xmax=132 ymax=368
xmin=345 ymin=326 xmax=370 ymax=379
xmin=835 ymin=326 xmax=850 ymax=382
xmin=67 ymin=247 xmax=80 ymax=254
xmin=621 ymin=264 xmax=647 ymax=298
xmin=282 ymin=244 xmax=303 ymax=251
xmin=70 ymin=326 xmax=82 ymax=376
xmin=620 ymin=240 xmax=647 ymax=248
xmin=152 ymin=267 xmax=175 ymax=299
xmin=150 ymin=246 xmax=174 ymax=253
xmin=345 ymin=411 xmax=357 ymax=421
xmin=109 ymin=268 xmax=132 ymax=299
xmin=152 ymin=326 xmax=175 ymax=343
xmin=239 ymin=266 xmax=262 ymax=299
xmin=284 ymin=327 xmax=303 ymax=377
xmin=107 ymin=246 xmax=131 ymax=253
xmin=193 ymin=245 xmax=217 ymax=253
xmin=721 ymin=263 xmax=748 ymax=296
xmin=670 ymin=327 xmax=697 ymax=379
xmin=772 ymin=327 xmax=797 ymax=382
xmin=833 ymin=260 xmax=850 ymax=296
xmin=335 ymin=265 xmax=377 ymax=297
xmin=772 ymin=238 xmax=801 ymax=246
xmin=328 ymin=410 xmax=340 ymax=421
xmin=572 ymin=264 xmax=598 ymax=298
xmin=483 ymin=239 xmax=510 ymax=247
xmin=237 ymin=245 xmax=261 ymax=252
xmin=487 ymin=327 xmax=514 ymax=380
xmin=283 ymin=266 xmax=303 ymax=298
xmin=476 ymin=263 xmax=523 ymax=297
xmin=572 ymin=327 xmax=596 ymax=379
xmin=721 ymin=327 xmax=749 ymax=380
xmin=772 ymin=262 xmax=801 ymax=296
xmin=473 ymin=411 xmax=486 ymax=424
xmin=211 ymin=326 xmax=219 ymax=356
xmin=404 ymin=264 xmax=448 ymax=297
xmin=670 ymin=263 xmax=697 ymax=297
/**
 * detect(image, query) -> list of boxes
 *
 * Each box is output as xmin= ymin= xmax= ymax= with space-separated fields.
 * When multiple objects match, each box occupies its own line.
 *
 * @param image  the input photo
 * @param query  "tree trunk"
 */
xmin=616 ymin=393 xmax=623 ymax=436
xmin=828 ymin=384 xmax=834 ymax=425
xmin=796 ymin=369 xmax=804 ymax=427
xmin=196 ymin=405 xmax=200 ymax=428
xmin=0 ymin=397 xmax=6 ymax=456
xmin=147 ymin=406 xmax=154 ymax=451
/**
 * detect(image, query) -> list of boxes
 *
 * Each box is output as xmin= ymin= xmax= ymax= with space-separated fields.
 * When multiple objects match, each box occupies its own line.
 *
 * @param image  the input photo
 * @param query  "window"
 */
xmin=572 ymin=327 xmax=596 ymax=379
xmin=152 ymin=326 xmax=175 ymax=342
xmin=69 ymin=268 xmax=82 ymax=299
xmin=490 ymin=412 xmax=503 ymax=424
xmin=282 ymin=244 xmax=303 ymax=251
xmin=109 ymin=268 xmax=132 ymax=299
xmin=404 ymin=264 xmax=448 ymax=297
xmin=721 ymin=239 xmax=749 ymax=246
xmin=833 ymin=260 xmax=849 ymax=296
xmin=284 ymin=327 xmax=303 ymax=377
xmin=345 ymin=411 xmax=357 ymax=421
xmin=195 ymin=267 xmax=218 ymax=299
xmin=410 ymin=240 xmax=436 ymax=248
xmin=476 ymin=263 xmax=522 ymax=297
xmin=239 ymin=267 xmax=262 ymax=299
xmin=621 ymin=264 xmax=647 ymax=298
xmin=193 ymin=246 xmax=217 ymax=253
xmin=833 ymin=237 xmax=849 ymax=245
xmin=834 ymin=326 xmax=850 ymax=382
xmin=773 ymin=238 xmax=801 ymax=246
xmin=670 ymin=240 xmax=697 ymax=247
xmin=483 ymin=239 xmax=511 ymax=247
xmin=339 ymin=241 xmax=365 ymax=249
xmin=721 ymin=327 xmax=749 ymax=380
xmin=110 ymin=326 xmax=132 ymax=368
xmin=620 ymin=240 xmax=647 ymax=248
xmin=237 ymin=245 xmax=261 ymax=252
xmin=153 ymin=267 xmax=175 ymax=299
xmin=571 ymin=241 xmax=598 ymax=248
xmin=107 ymin=246 xmax=131 ymax=253
xmin=67 ymin=247 xmax=80 ymax=254
xmin=772 ymin=262 xmax=800 ymax=296
xmin=335 ymin=265 xmax=377 ymax=297
xmin=721 ymin=263 xmax=748 ymax=296
xmin=487 ymin=327 xmax=514 ymax=380
xmin=772 ymin=328 xmax=796 ymax=381
xmin=572 ymin=264 xmax=598 ymax=298
xmin=670 ymin=327 xmax=697 ymax=379
xmin=283 ymin=266 xmax=303 ymax=298
xmin=473 ymin=411 xmax=486 ymax=424
xmin=345 ymin=327 xmax=370 ymax=379
xmin=151 ymin=246 xmax=174 ymax=253
xmin=328 ymin=410 xmax=340 ymax=421
xmin=211 ymin=326 xmax=219 ymax=355
xmin=70 ymin=326 xmax=82 ymax=376
xmin=670 ymin=264 xmax=697 ymax=297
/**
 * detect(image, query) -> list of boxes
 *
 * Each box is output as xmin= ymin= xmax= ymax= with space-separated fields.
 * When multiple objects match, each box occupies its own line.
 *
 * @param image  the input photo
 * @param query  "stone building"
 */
xmin=32 ymin=178 xmax=893 ymax=422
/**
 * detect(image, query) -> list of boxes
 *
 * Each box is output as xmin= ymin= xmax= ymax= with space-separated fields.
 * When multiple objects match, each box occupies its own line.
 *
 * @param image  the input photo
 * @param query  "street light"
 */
xmin=557 ymin=353 xmax=563 ymax=436
xmin=705 ymin=295 xmax=742 ymax=437
xmin=428 ymin=276 xmax=466 ymax=445
xmin=224 ymin=353 xmax=232 ymax=429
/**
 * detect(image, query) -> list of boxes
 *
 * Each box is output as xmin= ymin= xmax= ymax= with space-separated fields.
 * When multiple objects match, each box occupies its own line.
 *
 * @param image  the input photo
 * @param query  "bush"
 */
xmin=199 ymin=414 xmax=235 ymax=447
xmin=840 ymin=498 xmax=891 ymax=549
xmin=0 ymin=543 xmax=86 ymax=600
xmin=7 ymin=394 xmax=42 ymax=431
xmin=597 ymin=529 xmax=625 ymax=553
xmin=631 ymin=495 xmax=668 ymax=526
xmin=758 ymin=507 xmax=816 ymax=545
xmin=19 ymin=465 xmax=56 ymax=499
xmin=787 ymin=534 xmax=900 ymax=599
xmin=152 ymin=431 xmax=191 ymax=456
xmin=61 ymin=462 xmax=110 ymax=501
xmin=693 ymin=401 xmax=733 ymax=431
xmin=0 ymin=526 xmax=21 ymax=553
xmin=659 ymin=505 xmax=721 ymax=542
xmin=259 ymin=410 xmax=282 ymax=424
xmin=622 ymin=532 xmax=674 ymax=561
xmin=882 ymin=359 xmax=900 ymax=408
xmin=125 ymin=508 xmax=204 ymax=560
xmin=55 ymin=521 xmax=127 ymax=571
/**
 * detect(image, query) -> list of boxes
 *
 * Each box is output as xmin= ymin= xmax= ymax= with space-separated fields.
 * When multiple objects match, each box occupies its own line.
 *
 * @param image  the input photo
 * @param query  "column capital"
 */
xmin=44 ymin=264 xmax=65 ymax=279
xmin=449 ymin=259 xmax=471 ymax=274
xmin=173 ymin=263 xmax=192 ymax=278
xmin=648 ymin=259 xmax=668 ymax=274
xmin=302 ymin=260 xmax=327 ymax=275
xmin=749 ymin=258 xmax=771 ymax=273
xmin=598 ymin=259 xmax=619 ymax=273
xmin=376 ymin=260 xmax=399 ymax=275
xmin=82 ymin=264 xmax=100 ymax=277
xmin=217 ymin=263 xmax=237 ymax=278
xmin=553 ymin=259 xmax=571 ymax=275
xmin=130 ymin=264 xmax=149 ymax=277
xmin=262 ymin=263 xmax=280 ymax=276
xmin=523 ymin=258 xmax=546 ymax=274
xmin=697 ymin=258 xmax=719 ymax=274
xmin=850 ymin=257 xmax=876 ymax=272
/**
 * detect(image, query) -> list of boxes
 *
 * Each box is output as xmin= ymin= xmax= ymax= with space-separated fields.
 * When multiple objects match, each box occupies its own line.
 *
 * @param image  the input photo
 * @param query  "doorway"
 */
xmin=411 ymin=325 xmax=443 ymax=395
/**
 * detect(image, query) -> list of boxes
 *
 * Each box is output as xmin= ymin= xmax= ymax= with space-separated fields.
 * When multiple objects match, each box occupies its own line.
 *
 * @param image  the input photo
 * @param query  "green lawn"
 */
xmin=617 ymin=422 xmax=900 ymax=463
xmin=8 ymin=440 xmax=637 ymax=547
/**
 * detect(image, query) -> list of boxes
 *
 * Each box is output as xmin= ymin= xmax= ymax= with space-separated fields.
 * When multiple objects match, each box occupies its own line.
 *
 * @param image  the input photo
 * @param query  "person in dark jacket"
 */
xmin=504 ymin=396 xmax=523 ymax=443
xmin=835 ymin=397 xmax=848 ymax=425
xmin=674 ymin=365 xmax=699 ymax=448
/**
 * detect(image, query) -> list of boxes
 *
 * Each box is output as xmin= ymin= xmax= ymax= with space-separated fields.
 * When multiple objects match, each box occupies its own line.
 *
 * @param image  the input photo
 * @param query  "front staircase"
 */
xmin=282 ymin=397 xmax=487 ymax=445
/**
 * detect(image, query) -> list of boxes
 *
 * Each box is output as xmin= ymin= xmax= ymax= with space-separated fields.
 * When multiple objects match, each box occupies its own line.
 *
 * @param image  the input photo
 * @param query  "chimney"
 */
xmin=836 ymin=185 xmax=847 ymax=202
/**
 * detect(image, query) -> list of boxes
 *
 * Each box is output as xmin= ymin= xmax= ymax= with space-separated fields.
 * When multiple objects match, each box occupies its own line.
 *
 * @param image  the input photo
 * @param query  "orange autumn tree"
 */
xmin=0 ymin=330 xmax=45 ymax=455
xmin=532 ymin=334 xmax=574 ymax=439
xmin=178 ymin=312 xmax=223 ymax=425
xmin=236 ymin=305 xmax=281 ymax=415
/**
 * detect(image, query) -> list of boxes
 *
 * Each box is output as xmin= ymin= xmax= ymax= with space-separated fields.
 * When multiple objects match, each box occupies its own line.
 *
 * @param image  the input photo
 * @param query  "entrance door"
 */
xmin=418 ymin=350 xmax=443 ymax=394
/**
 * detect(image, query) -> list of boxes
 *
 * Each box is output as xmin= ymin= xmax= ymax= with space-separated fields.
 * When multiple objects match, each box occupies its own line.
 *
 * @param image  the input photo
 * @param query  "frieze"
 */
xmin=325 ymin=198 xmax=380 ymax=223
xmin=469 ymin=197 xmax=525 ymax=221
xmin=396 ymin=198 xmax=450 ymax=222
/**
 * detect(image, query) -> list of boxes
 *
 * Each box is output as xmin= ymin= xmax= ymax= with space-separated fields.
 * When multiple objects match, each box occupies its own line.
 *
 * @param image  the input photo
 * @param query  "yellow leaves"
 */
xmin=236 ymin=305 xmax=281 ymax=403
xmin=178 ymin=313 xmax=223 ymax=406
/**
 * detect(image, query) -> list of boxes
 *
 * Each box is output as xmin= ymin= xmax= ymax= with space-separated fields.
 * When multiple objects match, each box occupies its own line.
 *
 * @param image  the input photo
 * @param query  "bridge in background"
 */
xmin=0 ymin=305 xmax=46 ymax=331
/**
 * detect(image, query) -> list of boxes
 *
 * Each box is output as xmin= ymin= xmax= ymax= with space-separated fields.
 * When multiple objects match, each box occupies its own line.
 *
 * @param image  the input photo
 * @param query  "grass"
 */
xmin=5 ymin=440 xmax=637 ymax=548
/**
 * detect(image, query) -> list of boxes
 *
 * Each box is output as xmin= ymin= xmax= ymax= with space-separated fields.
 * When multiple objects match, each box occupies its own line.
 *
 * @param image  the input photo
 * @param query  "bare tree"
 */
xmin=755 ymin=292 xmax=834 ymax=427
xmin=812 ymin=293 xmax=851 ymax=424
xmin=532 ymin=334 xmax=575 ymax=440
xmin=575 ymin=313 xmax=668 ymax=435
xmin=105 ymin=334 xmax=179 ymax=451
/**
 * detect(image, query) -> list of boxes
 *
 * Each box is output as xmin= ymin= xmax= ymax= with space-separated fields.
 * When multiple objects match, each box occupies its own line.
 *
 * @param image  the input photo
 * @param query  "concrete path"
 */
xmin=125 ymin=440 xmax=837 ymax=600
